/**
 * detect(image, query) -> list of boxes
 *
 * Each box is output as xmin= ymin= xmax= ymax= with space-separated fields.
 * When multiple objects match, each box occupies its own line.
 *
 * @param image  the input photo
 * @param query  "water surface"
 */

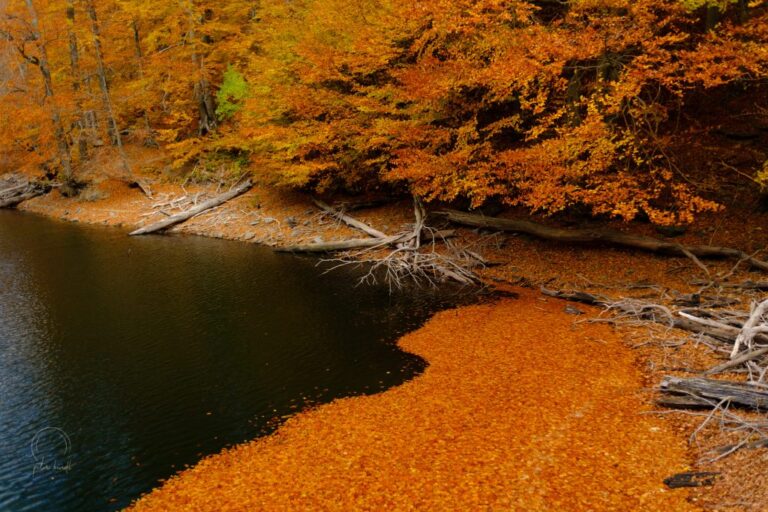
xmin=0 ymin=211 xmax=457 ymax=511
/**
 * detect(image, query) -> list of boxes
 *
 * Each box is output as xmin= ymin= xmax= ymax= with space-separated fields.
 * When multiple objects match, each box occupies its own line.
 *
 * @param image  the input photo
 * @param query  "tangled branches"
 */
xmin=314 ymin=198 xmax=483 ymax=289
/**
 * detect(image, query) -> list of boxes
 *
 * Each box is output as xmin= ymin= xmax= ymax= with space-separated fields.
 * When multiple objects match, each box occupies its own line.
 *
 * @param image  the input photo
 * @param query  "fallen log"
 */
xmin=277 ymin=235 xmax=407 ymax=253
xmin=0 ymin=188 xmax=45 ymax=208
xmin=313 ymin=198 xmax=388 ymax=239
xmin=277 ymin=230 xmax=456 ymax=253
xmin=441 ymin=210 xmax=768 ymax=272
xmin=130 ymin=180 xmax=252 ymax=235
xmin=0 ymin=182 xmax=30 ymax=197
xmin=659 ymin=376 xmax=768 ymax=410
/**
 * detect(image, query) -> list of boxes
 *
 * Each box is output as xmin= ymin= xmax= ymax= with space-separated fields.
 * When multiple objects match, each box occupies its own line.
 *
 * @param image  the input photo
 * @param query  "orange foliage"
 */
xmin=2 ymin=0 xmax=768 ymax=222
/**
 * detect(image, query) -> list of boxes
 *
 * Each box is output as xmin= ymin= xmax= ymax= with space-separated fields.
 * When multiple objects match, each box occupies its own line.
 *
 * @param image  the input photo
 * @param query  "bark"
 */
xmin=24 ymin=0 xmax=74 ymax=182
xmin=194 ymin=78 xmax=217 ymax=135
xmin=659 ymin=376 xmax=768 ymax=410
xmin=130 ymin=180 xmax=252 ymax=235
xmin=441 ymin=210 xmax=768 ymax=272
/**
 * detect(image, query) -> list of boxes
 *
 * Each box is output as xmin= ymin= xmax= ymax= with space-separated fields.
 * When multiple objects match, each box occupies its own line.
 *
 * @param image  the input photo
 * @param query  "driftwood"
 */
xmin=541 ymin=286 xmax=768 ymax=458
xmin=0 ymin=189 xmax=44 ymax=208
xmin=692 ymin=279 xmax=768 ymax=291
xmin=540 ymin=287 xmax=768 ymax=345
xmin=659 ymin=376 xmax=768 ymax=411
xmin=731 ymin=299 xmax=768 ymax=357
xmin=0 ymin=176 xmax=46 ymax=208
xmin=313 ymin=198 xmax=388 ymax=239
xmin=441 ymin=209 xmax=768 ymax=272
xmin=278 ymin=230 xmax=456 ymax=253
xmin=277 ymin=235 xmax=407 ymax=253
xmin=130 ymin=180 xmax=252 ymax=235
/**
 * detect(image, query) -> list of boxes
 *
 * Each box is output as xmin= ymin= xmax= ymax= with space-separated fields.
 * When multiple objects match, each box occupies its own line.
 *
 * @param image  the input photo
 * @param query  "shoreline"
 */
xmin=10 ymin=178 xmax=768 ymax=510
xmin=126 ymin=291 xmax=696 ymax=511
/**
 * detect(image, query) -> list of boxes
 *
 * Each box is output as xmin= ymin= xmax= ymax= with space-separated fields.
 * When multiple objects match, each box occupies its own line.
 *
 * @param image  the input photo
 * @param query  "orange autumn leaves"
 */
xmin=128 ymin=292 xmax=696 ymax=511
xmin=2 ymin=0 xmax=768 ymax=223
xmin=231 ymin=0 xmax=767 ymax=223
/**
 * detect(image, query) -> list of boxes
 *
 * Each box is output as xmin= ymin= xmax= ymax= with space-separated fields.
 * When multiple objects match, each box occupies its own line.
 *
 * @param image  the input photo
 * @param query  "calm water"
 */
xmin=0 ymin=211 xmax=458 ymax=511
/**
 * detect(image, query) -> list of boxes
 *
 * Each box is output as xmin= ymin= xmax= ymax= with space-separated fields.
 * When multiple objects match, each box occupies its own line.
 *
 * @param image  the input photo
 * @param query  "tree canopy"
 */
xmin=2 ymin=0 xmax=767 ymax=223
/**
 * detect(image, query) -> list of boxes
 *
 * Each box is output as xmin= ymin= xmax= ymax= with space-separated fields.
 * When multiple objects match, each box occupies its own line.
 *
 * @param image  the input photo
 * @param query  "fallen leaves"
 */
xmin=128 ymin=289 xmax=696 ymax=511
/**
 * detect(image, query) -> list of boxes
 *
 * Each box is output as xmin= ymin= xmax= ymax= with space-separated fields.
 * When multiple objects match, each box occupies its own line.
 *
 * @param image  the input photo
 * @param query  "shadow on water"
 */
xmin=0 ymin=210 xmax=473 ymax=511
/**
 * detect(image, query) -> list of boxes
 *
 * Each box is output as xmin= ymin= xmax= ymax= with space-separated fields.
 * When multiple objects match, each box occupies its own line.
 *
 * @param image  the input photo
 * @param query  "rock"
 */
xmin=243 ymin=232 xmax=256 ymax=240
xmin=285 ymin=216 xmax=298 ymax=228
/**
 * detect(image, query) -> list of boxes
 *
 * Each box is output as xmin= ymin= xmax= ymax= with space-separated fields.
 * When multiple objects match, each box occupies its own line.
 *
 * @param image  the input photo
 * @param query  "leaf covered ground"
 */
xmin=128 ymin=289 xmax=696 ymax=511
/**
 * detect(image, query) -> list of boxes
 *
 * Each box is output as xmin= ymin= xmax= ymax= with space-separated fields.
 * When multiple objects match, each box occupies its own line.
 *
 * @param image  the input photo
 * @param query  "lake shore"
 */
xmin=126 ymin=290 xmax=696 ymax=511
xmin=11 ymin=177 xmax=768 ymax=510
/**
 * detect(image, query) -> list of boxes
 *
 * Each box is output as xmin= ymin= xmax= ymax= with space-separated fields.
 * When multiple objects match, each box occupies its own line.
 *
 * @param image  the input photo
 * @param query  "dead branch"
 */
xmin=731 ymin=298 xmax=768 ymax=358
xmin=706 ymin=347 xmax=768 ymax=376
xmin=310 ymin=197 xmax=479 ymax=287
xmin=312 ymin=198 xmax=388 ymax=239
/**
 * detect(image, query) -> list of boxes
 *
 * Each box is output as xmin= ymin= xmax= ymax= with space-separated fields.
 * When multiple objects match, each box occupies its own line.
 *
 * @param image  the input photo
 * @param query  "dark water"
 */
xmin=0 ymin=211 xmax=460 ymax=511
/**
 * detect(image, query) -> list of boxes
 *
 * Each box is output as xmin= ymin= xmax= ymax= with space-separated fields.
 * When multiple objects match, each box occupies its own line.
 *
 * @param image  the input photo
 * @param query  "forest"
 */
xmin=1 ymin=0 xmax=767 ymax=223
xmin=3 ymin=0 xmax=768 ymax=511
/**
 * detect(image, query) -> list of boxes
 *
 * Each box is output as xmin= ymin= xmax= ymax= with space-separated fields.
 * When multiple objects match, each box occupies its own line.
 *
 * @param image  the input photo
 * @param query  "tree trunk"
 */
xmin=185 ymin=2 xmax=217 ymax=135
xmin=85 ymin=0 xmax=138 ymax=188
xmin=85 ymin=0 xmax=120 ymax=147
xmin=66 ymin=0 xmax=88 ymax=162
xmin=131 ymin=20 xmax=157 ymax=147
xmin=24 ymin=0 xmax=74 ymax=183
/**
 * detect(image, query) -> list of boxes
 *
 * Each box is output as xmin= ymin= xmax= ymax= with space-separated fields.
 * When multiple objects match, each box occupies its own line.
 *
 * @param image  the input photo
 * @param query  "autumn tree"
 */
xmin=0 ymin=0 xmax=766 ymax=221
xmin=230 ymin=0 xmax=768 ymax=224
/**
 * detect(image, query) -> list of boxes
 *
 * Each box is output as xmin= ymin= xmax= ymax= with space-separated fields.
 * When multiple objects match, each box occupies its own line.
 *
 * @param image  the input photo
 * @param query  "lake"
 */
xmin=0 ymin=210 xmax=458 ymax=511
